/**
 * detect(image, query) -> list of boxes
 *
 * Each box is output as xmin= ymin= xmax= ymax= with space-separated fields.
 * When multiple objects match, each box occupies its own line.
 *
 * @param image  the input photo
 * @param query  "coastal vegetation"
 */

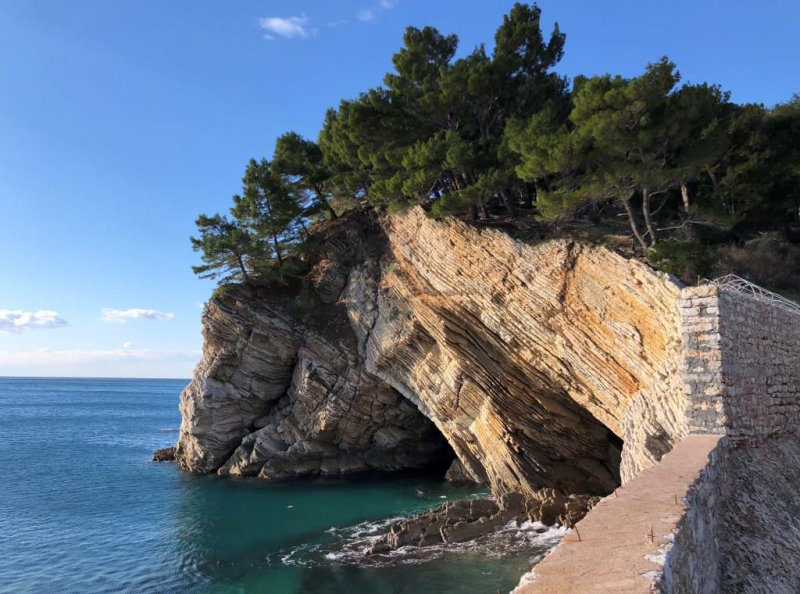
xmin=192 ymin=2 xmax=800 ymax=294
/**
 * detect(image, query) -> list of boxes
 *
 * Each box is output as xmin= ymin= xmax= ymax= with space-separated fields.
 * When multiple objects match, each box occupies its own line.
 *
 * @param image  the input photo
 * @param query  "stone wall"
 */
xmin=679 ymin=285 xmax=726 ymax=434
xmin=716 ymin=287 xmax=800 ymax=444
xmin=662 ymin=284 xmax=800 ymax=592
xmin=659 ymin=441 xmax=725 ymax=594
xmin=680 ymin=283 xmax=800 ymax=441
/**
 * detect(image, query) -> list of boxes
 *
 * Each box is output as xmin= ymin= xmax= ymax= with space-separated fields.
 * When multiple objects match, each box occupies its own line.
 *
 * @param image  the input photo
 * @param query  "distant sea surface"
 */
xmin=0 ymin=377 xmax=562 ymax=593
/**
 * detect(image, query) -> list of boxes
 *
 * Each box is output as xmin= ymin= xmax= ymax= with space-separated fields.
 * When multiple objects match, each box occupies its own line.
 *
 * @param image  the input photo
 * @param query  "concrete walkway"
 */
xmin=516 ymin=434 xmax=720 ymax=594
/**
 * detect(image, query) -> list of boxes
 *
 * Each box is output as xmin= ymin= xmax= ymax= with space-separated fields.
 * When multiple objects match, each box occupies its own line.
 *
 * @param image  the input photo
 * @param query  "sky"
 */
xmin=1 ymin=0 xmax=798 ymax=378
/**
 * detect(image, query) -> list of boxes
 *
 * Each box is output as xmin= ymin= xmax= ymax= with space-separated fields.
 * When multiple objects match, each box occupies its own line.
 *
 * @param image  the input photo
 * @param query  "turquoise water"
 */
xmin=0 ymin=377 xmax=562 ymax=593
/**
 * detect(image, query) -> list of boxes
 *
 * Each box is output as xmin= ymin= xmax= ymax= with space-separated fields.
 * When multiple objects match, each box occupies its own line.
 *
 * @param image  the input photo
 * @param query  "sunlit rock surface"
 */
xmin=177 ymin=207 xmax=687 ymax=502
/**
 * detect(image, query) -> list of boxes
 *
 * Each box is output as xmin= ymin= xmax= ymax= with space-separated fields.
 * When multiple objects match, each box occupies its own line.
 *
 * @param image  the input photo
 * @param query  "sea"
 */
xmin=0 ymin=377 xmax=563 ymax=593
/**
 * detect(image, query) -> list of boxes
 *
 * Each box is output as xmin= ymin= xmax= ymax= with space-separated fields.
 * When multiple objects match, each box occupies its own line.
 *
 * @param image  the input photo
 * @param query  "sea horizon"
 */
xmin=0 ymin=375 xmax=192 ymax=381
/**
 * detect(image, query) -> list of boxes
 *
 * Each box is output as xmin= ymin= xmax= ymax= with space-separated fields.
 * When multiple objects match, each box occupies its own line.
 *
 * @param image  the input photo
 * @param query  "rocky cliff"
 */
xmin=176 ymin=207 xmax=688 ymax=514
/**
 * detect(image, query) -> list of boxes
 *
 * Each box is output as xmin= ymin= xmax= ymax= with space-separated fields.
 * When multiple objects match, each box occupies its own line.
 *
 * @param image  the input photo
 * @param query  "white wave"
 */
xmin=324 ymin=516 xmax=407 ymax=540
xmin=273 ymin=501 xmax=566 ymax=571
xmin=292 ymin=517 xmax=567 ymax=569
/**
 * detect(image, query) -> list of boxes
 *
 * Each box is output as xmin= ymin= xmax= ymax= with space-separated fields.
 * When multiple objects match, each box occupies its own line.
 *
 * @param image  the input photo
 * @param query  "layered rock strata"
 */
xmin=364 ymin=490 xmax=600 ymax=556
xmin=175 ymin=214 xmax=454 ymax=479
xmin=176 ymin=206 xmax=688 ymax=512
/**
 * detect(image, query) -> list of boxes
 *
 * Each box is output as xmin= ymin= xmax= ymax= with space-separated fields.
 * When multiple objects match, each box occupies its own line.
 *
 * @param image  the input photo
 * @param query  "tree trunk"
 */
xmin=236 ymin=253 xmax=250 ymax=283
xmin=298 ymin=219 xmax=310 ymax=240
xmin=681 ymin=183 xmax=691 ymax=212
xmin=706 ymin=167 xmax=719 ymax=190
xmin=478 ymin=204 xmax=488 ymax=220
xmin=468 ymin=204 xmax=478 ymax=221
xmin=316 ymin=185 xmax=338 ymax=220
xmin=641 ymin=187 xmax=658 ymax=247
xmin=499 ymin=189 xmax=516 ymax=217
xmin=272 ymin=234 xmax=283 ymax=278
xmin=621 ymin=195 xmax=649 ymax=251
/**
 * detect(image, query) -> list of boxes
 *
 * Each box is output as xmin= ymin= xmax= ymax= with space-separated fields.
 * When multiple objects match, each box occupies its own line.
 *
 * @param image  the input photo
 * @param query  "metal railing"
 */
xmin=701 ymin=274 xmax=800 ymax=316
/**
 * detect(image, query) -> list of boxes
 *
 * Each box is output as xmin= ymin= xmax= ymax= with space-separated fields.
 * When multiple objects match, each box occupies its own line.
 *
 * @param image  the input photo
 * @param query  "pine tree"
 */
xmin=272 ymin=133 xmax=338 ymax=220
xmin=233 ymin=158 xmax=301 ymax=281
xmin=190 ymin=214 xmax=255 ymax=284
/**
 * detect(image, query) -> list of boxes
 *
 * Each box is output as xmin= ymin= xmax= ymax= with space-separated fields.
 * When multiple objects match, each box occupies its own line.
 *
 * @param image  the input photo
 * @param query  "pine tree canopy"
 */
xmin=193 ymin=2 xmax=800 ymax=296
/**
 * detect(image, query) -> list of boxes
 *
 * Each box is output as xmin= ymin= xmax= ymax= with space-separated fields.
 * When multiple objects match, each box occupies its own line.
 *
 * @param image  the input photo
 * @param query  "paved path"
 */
xmin=516 ymin=434 xmax=720 ymax=594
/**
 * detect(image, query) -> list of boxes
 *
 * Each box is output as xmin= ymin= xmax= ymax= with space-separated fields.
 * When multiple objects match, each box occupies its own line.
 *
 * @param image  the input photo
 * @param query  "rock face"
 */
xmin=175 ymin=290 xmax=453 ymax=478
xmin=176 ymin=207 xmax=688 ymax=509
xmin=352 ymin=209 xmax=686 ymax=498
xmin=368 ymin=494 xmax=526 ymax=554
xmin=152 ymin=446 xmax=176 ymax=462
xmin=175 ymin=213 xmax=453 ymax=478
xmin=444 ymin=459 xmax=475 ymax=484
xmin=366 ymin=490 xmax=601 ymax=555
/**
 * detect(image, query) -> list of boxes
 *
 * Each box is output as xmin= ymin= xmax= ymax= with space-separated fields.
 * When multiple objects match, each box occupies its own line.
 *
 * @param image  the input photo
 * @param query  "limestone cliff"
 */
xmin=176 ymin=207 xmax=687 ymax=506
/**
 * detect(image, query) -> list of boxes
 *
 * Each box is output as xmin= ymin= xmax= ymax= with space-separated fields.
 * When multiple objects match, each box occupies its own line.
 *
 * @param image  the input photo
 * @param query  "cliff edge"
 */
xmin=175 ymin=207 xmax=800 ymax=591
xmin=176 ymin=207 xmax=688 ymax=516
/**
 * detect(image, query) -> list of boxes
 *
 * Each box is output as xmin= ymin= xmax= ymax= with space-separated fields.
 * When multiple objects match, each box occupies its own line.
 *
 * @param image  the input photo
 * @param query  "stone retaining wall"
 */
xmin=662 ymin=284 xmax=800 ymax=591
xmin=716 ymin=287 xmax=800 ymax=444
xmin=679 ymin=285 xmax=726 ymax=433
xmin=680 ymin=283 xmax=800 ymax=442
xmin=659 ymin=441 xmax=726 ymax=593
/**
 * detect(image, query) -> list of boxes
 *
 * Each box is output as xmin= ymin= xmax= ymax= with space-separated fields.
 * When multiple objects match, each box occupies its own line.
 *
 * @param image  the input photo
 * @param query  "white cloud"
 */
xmin=380 ymin=0 xmax=396 ymax=9
xmin=0 ymin=309 xmax=67 ymax=333
xmin=326 ymin=19 xmax=349 ymax=28
xmin=259 ymin=14 xmax=311 ymax=39
xmin=357 ymin=9 xmax=376 ymax=21
xmin=101 ymin=308 xmax=175 ymax=323
xmin=122 ymin=341 xmax=134 ymax=349
xmin=0 ymin=347 xmax=201 ymax=379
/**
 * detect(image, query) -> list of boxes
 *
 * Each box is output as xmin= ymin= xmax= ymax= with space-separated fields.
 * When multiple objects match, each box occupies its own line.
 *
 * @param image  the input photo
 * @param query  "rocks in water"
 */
xmin=364 ymin=491 xmax=601 ymax=555
xmin=152 ymin=447 xmax=176 ymax=462
xmin=367 ymin=496 xmax=512 ymax=554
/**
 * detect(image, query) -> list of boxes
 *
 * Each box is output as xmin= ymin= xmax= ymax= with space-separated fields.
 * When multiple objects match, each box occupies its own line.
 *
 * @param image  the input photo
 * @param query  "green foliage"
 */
xmin=193 ymin=2 xmax=800 ymax=296
xmin=717 ymin=237 xmax=800 ymax=294
xmin=319 ymin=2 xmax=567 ymax=219
xmin=273 ymin=132 xmax=341 ymax=220
xmin=191 ymin=158 xmax=306 ymax=286
xmin=647 ymin=241 xmax=717 ymax=284
xmin=191 ymin=214 xmax=255 ymax=284
xmin=290 ymin=285 xmax=312 ymax=316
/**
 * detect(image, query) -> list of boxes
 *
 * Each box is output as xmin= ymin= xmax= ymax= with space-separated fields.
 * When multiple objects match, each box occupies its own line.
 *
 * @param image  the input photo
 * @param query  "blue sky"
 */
xmin=1 ymin=0 xmax=798 ymax=378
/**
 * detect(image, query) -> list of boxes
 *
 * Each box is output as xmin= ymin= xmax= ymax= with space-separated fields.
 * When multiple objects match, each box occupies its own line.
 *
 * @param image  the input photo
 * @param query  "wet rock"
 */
xmin=365 ymin=495 xmax=524 ymax=553
xmin=361 ymin=491 xmax=600 ymax=556
xmin=152 ymin=447 xmax=176 ymax=462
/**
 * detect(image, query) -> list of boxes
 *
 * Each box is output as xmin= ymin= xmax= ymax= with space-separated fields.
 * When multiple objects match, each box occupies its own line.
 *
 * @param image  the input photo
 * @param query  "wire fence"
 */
xmin=701 ymin=274 xmax=800 ymax=316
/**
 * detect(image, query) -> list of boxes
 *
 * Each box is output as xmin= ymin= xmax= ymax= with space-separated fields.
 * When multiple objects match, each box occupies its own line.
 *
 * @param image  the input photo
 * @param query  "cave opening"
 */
xmin=401 ymin=416 xmax=459 ymax=479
